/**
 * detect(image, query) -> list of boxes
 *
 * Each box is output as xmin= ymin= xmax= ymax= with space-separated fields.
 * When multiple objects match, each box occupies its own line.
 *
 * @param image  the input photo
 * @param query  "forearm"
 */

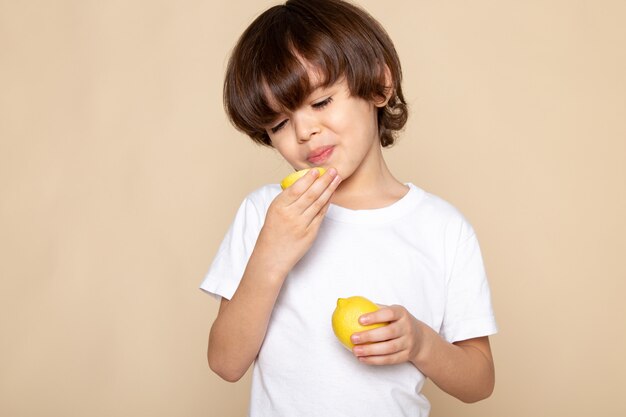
xmin=207 ymin=171 xmax=340 ymax=382
xmin=413 ymin=327 xmax=495 ymax=403
xmin=207 ymin=243 xmax=287 ymax=382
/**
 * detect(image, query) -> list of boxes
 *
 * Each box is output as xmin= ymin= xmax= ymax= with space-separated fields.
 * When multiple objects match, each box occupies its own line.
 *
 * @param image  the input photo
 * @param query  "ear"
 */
xmin=373 ymin=64 xmax=394 ymax=108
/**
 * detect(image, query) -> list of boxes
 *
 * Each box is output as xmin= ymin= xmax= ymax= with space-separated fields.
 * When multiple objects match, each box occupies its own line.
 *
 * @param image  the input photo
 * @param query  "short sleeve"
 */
xmin=199 ymin=196 xmax=265 ymax=300
xmin=440 ymin=219 xmax=498 ymax=343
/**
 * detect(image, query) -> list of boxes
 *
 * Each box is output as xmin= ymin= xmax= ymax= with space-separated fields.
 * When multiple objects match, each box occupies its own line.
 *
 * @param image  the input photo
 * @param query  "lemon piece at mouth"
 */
xmin=331 ymin=296 xmax=387 ymax=350
xmin=280 ymin=167 xmax=327 ymax=190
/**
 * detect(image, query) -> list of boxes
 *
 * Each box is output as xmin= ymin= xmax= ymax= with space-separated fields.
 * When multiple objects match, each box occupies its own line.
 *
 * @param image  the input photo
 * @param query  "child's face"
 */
xmin=265 ymin=73 xmax=383 ymax=182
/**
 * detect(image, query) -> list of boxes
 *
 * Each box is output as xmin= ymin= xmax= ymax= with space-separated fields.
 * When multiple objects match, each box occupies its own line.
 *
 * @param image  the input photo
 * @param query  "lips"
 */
xmin=307 ymin=145 xmax=335 ymax=165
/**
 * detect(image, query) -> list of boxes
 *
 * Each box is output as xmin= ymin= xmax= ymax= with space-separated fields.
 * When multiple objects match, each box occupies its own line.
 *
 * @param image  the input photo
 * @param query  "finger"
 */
xmin=357 ymin=351 xmax=407 ymax=366
xmin=282 ymin=168 xmax=323 ymax=203
xmin=351 ymin=321 xmax=400 ymax=345
xmin=306 ymin=197 xmax=332 ymax=229
xmin=358 ymin=306 xmax=399 ymax=326
xmin=302 ymin=173 xmax=341 ymax=220
xmin=292 ymin=168 xmax=338 ymax=213
xmin=353 ymin=337 xmax=405 ymax=357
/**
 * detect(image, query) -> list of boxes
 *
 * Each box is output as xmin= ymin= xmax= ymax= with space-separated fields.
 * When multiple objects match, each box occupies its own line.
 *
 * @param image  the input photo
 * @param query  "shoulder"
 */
xmin=221 ymin=183 xmax=281 ymax=236
xmin=235 ymin=183 xmax=281 ymax=218
xmin=243 ymin=183 xmax=282 ymax=207
xmin=409 ymin=184 xmax=476 ymax=238
xmin=410 ymin=184 xmax=466 ymax=222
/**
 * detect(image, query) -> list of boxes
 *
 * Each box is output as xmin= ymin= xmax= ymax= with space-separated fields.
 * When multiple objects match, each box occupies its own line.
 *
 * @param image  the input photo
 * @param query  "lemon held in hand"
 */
xmin=332 ymin=296 xmax=387 ymax=349
xmin=280 ymin=167 xmax=326 ymax=190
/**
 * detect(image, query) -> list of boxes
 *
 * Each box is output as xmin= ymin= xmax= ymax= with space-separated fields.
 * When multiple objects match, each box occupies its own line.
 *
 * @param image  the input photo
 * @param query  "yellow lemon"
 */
xmin=331 ymin=296 xmax=387 ymax=349
xmin=280 ymin=167 xmax=326 ymax=190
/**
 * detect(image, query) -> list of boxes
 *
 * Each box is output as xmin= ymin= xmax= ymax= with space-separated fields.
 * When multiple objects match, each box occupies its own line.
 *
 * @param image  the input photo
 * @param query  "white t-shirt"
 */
xmin=201 ymin=183 xmax=497 ymax=417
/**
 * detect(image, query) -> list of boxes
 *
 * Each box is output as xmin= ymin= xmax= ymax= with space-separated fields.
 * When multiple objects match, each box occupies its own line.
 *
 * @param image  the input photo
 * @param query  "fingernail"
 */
xmin=353 ymin=346 xmax=363 ymax=355
xmin=351 ymin=334 xmax=361 ymax=344
xmin=359 ymin=315 xmax=369 ymax=325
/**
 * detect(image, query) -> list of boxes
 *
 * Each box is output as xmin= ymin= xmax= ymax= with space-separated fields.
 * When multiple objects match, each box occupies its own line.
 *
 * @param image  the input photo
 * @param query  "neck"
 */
xmin=331 ymin=146 xmax=408 ymax=210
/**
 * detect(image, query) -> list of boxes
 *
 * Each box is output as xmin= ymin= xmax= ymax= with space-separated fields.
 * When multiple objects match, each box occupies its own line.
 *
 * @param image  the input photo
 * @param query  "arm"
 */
xmin=207 ymin=168 xmax=341 ymax=382
xmin=351 ymin=306 xmax=495 ymax=403
xmin=418 ymin=334 xmax=494 ymax=403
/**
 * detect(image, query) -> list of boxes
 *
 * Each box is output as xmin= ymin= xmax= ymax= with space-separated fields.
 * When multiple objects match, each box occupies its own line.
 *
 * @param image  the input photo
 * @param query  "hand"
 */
xmin=256 ymin=167 xmax=341 ymax=276
xmin=350 ymin=304 xmax=428 ymax=366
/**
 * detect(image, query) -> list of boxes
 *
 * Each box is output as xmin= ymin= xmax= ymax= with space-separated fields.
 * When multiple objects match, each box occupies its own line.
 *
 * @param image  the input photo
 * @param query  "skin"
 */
xmin=208 ymin=71 xmax=495 ymax=403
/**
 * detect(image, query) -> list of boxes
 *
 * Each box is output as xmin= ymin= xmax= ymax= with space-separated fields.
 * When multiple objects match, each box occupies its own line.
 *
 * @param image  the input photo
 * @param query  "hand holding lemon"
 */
xmin=332 ymin=296 xmax=388 ymax=349
xmin=255 ymin=167 xmax=339 ymax=277
xmin=333 ymin=296 xmax=429 ymax=367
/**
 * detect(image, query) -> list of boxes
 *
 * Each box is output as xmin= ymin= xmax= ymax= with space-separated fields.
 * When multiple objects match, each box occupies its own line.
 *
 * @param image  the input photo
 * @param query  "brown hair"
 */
xmin=223 ymin=0 xmax=408 ymax=147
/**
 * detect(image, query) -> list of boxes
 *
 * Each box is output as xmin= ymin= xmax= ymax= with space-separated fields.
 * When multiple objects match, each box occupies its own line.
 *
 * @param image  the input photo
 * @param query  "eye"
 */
xmin=312 ymin=97 xmax=333 ymax=109
xmin=270 ymin=119 xmax=288 ymax=134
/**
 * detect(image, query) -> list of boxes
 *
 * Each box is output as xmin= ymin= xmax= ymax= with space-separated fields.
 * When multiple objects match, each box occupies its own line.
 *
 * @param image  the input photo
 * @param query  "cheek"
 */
xmin=337 ymin=101 xmax=376 ymax=131
xmin=326 ymin=110 xmax=350 ymax=133
xmin=274 ymin=142 xmax=305 ymax=169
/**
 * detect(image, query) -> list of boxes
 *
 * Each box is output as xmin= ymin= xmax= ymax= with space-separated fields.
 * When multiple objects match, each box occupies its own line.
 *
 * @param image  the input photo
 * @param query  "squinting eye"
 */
xmin=271 ymin=119 xmax=288 ymax=134
xmin=312 ymin=97 xmax=333 ymax=109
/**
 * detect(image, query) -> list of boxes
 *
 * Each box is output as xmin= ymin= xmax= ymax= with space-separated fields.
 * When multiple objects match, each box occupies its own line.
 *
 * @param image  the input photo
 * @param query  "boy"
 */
xmin=201 ymin=1 xmax=497 ymax=415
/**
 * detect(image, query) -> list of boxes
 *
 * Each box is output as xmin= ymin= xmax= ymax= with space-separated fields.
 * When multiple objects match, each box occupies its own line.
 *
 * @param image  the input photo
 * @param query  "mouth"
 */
xmin=307 ymin=145 xmax=335 ymax=165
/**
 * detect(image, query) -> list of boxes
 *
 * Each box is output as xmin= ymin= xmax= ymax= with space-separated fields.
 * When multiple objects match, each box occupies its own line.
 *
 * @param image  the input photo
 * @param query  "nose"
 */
xmin=292 ymin=111 xmax=320 ymax=144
